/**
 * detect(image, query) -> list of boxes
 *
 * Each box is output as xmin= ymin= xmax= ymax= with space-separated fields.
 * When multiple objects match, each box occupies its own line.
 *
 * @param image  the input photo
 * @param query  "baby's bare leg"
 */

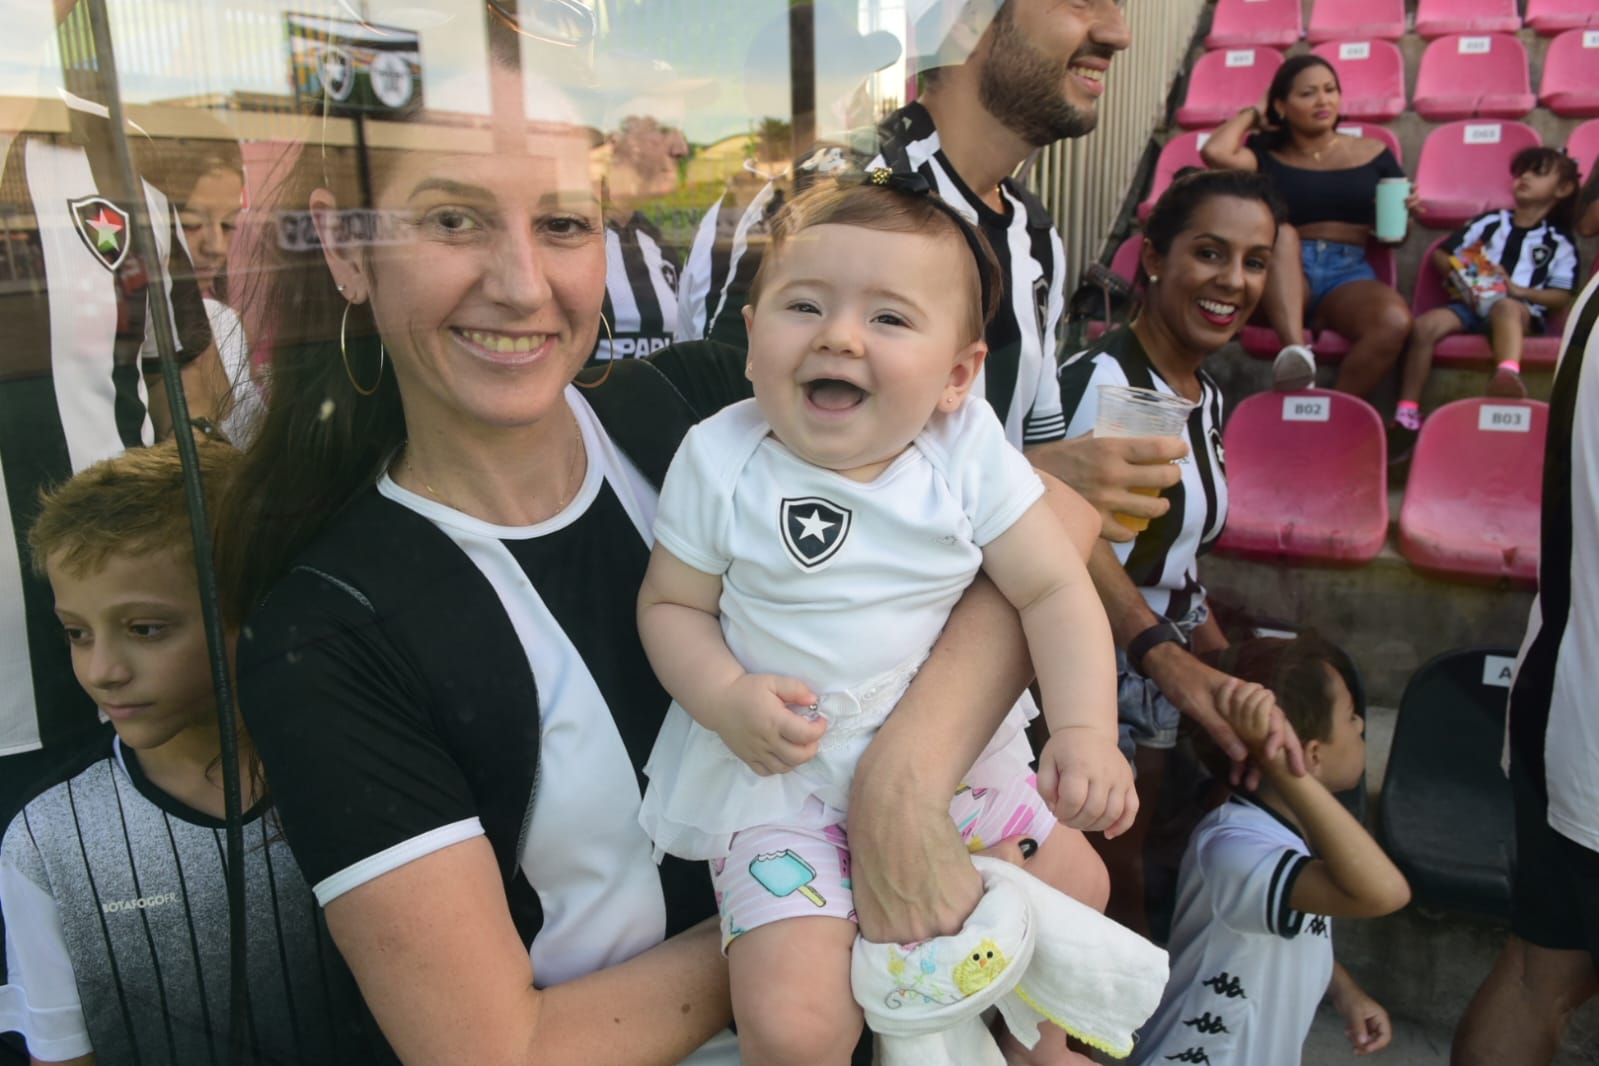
xmin=728 ymin=915 xmax=862 ymax=1066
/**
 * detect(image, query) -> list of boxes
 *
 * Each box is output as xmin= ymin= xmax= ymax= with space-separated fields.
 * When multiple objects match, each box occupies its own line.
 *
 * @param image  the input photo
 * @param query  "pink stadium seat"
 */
xmin=1138 ymin=131 xmax=1212 ymax=222
xmin=1107 ymin=233 xmax=1142 ymax=283
xmin=1568 ymin=119 xmax=1599 ymax=180
xmin=1299 ymin=244 xmax=1400 ymax=359
xmin=1216 ymin=389 xmax=1389 ymax=563
xmin=1238 ymin=324 xmax=1293 ymax=357
xmin=1409 ymin=236 xmax=1566 ymax=368
xmin=1336 ymin=122 xmax=1405 ymax=165
xmin=1540 ymin=30 xmax=1599 ymax=118
xmin=1307 ymin=0 xmax=1407 ymax=43
xmin=1413 ymin=120 xmax=1541 ymax=228
xmin=1312 ymin=39 xmax=1407 ymax=122
xmin=1398 ymin=398 xmax=1547 ymax=586
xmin=1206 ymin=0 xmax=1303 ymax=48
xmin=1413 ymin=34 xmax=1536 ymax=122
xmin=1176 ymin=47 xmax=1285 ymax=129
xmin=1415 ymin=0 xmax=1521 ymax=39
xmin=1525 ymin=0 xmax=1599 ymax=36
xmin=1083 ymin=235 xmax=1143 ymax=341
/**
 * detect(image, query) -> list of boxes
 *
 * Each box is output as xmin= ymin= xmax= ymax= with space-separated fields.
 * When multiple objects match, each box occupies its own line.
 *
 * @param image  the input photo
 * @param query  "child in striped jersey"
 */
xmin=0 ymin=442 xmax=357 ymax=1065
xmin=1390 ymin=148 xmax=1583 ymax=461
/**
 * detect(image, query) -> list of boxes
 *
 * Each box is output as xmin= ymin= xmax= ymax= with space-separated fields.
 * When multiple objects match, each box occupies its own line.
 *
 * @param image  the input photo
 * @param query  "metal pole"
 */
xmin=80 ymin=4 xmax=250 ymax=1064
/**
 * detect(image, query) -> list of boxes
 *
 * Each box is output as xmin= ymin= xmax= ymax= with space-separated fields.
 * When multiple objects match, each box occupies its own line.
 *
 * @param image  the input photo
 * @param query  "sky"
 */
xmin=0 ymin=0 xmax=924 ymax=145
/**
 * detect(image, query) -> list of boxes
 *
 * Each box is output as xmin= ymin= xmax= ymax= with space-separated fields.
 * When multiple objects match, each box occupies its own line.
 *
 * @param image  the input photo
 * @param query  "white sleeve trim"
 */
xmin=312 ymin=817 xmax=485 ymax=905
xmin=1 ymin=851 xmax=93 ymax=1059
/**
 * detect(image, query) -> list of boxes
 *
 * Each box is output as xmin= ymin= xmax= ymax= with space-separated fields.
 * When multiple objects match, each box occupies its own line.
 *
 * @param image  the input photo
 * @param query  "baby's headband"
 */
xmin=853 ymin=166 xmax=997 ymax=321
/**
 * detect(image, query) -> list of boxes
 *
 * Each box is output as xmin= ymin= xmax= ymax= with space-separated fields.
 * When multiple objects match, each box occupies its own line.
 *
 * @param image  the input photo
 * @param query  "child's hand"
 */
xmin=1335 ymin=987 xmax=1393 ymax=1056
xmin=709 ymin=674 xmax=825 ymax=776
xmin=1216 ymin=677 xmax=1281 ymax=761
xmin=1036 ymin=727 xmax=1139 ymax=839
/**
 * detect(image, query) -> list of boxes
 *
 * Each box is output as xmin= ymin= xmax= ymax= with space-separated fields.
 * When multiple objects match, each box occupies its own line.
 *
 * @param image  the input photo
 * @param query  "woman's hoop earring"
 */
xmin=340 ymin=299 xmax=385 ymax=397
xmin=575 ymin=312 xmax=616 ymax=390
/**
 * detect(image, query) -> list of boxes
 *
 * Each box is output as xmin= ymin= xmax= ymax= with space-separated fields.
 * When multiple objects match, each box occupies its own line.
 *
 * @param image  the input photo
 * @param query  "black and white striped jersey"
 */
xmin=0 ymin=735 xmax=364 ymax=1064
xmin=237 ymin=352 xmax=751 ymax=1064
xmin=1443 ymin=210 xmax=1581 ymax=320
xmin=1058 ymin=328 xmax=1229 ymax=624
xmin=593 ymin=211 xmax=680 ymax=361
xmin=675 ymin=102 xmax=1068 ymax=449
xmin=0 ymin=96 xmax=210 ymax=763
xmin=1509 ymin=269 xmax=1599 ymax=854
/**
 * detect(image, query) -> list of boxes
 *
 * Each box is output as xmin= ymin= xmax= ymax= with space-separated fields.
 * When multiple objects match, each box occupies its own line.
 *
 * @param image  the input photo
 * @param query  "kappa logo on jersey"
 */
xmin=780 ymin=496 xmax=852 ymax=570
xmin=1202 ymin=971 xmax=1247 ymax=999
xmin=1165 ymin=1049 xmax=1212 ymax=1064
xmin=68 ymin=196 xmax=132 ymax=271
xmin=1308 ymin=914 xmax=1330 ymax=938
xmin=1182 ymin=1013 xmax=1230 ymax=1036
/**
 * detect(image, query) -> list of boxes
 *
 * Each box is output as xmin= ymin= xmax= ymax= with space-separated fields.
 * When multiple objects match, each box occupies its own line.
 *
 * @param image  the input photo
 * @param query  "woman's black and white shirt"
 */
xmin=1057 ymin=328 xmax=1229 ymax=623
xmin=235 ymin=348 xmax=748 ymax=1065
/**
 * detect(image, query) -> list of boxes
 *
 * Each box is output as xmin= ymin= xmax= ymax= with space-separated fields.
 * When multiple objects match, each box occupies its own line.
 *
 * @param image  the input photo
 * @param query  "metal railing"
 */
xmin=1026 ymin=0 xmax=1206 ymax=298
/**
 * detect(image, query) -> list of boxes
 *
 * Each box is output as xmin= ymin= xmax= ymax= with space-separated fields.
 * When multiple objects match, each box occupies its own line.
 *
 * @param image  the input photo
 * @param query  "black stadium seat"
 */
xmin=1378 ymin=647 xmax=1519 ymax=919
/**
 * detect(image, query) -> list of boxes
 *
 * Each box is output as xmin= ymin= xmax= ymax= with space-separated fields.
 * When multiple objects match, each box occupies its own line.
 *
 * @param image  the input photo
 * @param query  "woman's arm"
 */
xmin=846 ymin=475 xmax=1093 ymax=942
xmin=325 ymin=837 xmax=731 ymax=1066
xmin=1086 ymin=540 xmax=1303 ymax=786
xmin=1200 ymin=106 xmax=1263 ymax=171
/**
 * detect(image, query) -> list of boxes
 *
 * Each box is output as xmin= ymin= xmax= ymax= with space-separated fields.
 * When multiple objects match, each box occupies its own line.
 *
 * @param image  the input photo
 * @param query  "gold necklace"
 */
xmin=406 ymin=405 xmax=585 ymax=519
xmin=1304 ymin=134 xmax=1338 ymax=162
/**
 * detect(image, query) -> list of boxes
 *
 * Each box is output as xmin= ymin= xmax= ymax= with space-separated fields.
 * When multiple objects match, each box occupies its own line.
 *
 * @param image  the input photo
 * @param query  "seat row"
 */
xmin=1206 ymin=0 xmax=1594 ymax=49
xmin=1144 ymin=119 xmax=1599 ymax=227
xmin=1176 ymin=31 xmax=1599 ymax=129
xmin=1108 ymin=173 xmax=1598 ymax=368
xmin=1220 ymin=391 xmax=1546 ymax=583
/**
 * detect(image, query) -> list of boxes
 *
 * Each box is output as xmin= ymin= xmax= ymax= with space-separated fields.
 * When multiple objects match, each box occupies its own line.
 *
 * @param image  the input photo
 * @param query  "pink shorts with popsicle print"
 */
xmin=709 ymin=751 xmax=1056 ymax=950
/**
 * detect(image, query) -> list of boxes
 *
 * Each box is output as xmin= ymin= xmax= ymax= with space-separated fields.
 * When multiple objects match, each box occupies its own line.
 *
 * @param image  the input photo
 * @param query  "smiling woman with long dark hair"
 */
xmin=210 ymin=19 xmax=1098 ymax=1065
xmin=1055 ymin=169 xmax=1307 ymax=935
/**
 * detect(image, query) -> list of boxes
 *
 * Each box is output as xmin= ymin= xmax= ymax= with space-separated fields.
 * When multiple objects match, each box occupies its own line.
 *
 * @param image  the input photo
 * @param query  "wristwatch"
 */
xmin=1127 ymin=619 xmax=1189 ymax=676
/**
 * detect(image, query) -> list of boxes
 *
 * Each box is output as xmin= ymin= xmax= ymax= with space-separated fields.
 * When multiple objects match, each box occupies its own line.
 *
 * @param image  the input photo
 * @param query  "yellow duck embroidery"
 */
xmin=951 ymin=938 xmax=1009 ymax=996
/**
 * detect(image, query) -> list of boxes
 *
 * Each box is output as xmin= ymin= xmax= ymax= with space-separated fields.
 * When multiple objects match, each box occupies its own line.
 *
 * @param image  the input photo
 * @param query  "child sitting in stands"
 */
xmin=1390 ymin=147 xmax=1582 ymax=460
xmin=0 ymin=442 xmax=356 ymax=1064
xmin=637 ymin=174 xmax=1133 ymax=1066
xmin=1133 ymin=634 xmax=1410 ymax=1065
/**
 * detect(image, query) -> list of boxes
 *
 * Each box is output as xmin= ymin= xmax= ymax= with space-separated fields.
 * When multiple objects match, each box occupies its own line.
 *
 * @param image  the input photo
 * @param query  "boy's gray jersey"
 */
xmin=1 ymin=738 xmax=358 ymax=1064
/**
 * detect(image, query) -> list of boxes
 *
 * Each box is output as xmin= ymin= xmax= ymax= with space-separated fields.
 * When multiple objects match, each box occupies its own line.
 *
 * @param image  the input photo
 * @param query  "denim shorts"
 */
xmin=1116 ymin=603 xmax=1209 ymax=768
xmin=1445 ymin=300 xmax=1546 ymax=336
xmin=1301 ymin=240 xmax=1376 ymax=317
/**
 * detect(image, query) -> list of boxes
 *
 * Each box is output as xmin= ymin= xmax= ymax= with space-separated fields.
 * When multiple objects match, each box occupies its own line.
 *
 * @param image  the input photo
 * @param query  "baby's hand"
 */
xmin=1036 ymin=727 xmax=1139 ymax=839
xmin=709 ymin=674 xmax=825 ymax=776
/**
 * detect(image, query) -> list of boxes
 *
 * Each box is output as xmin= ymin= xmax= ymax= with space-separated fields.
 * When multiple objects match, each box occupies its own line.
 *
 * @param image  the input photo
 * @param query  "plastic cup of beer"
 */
xmin=1093 ymin=384 xmax=1197 ymax=534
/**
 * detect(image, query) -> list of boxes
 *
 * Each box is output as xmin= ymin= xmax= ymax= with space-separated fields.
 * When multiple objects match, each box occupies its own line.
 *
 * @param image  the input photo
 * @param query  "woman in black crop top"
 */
xmin=1202 ymin=54 xmax=1412 ymax=399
